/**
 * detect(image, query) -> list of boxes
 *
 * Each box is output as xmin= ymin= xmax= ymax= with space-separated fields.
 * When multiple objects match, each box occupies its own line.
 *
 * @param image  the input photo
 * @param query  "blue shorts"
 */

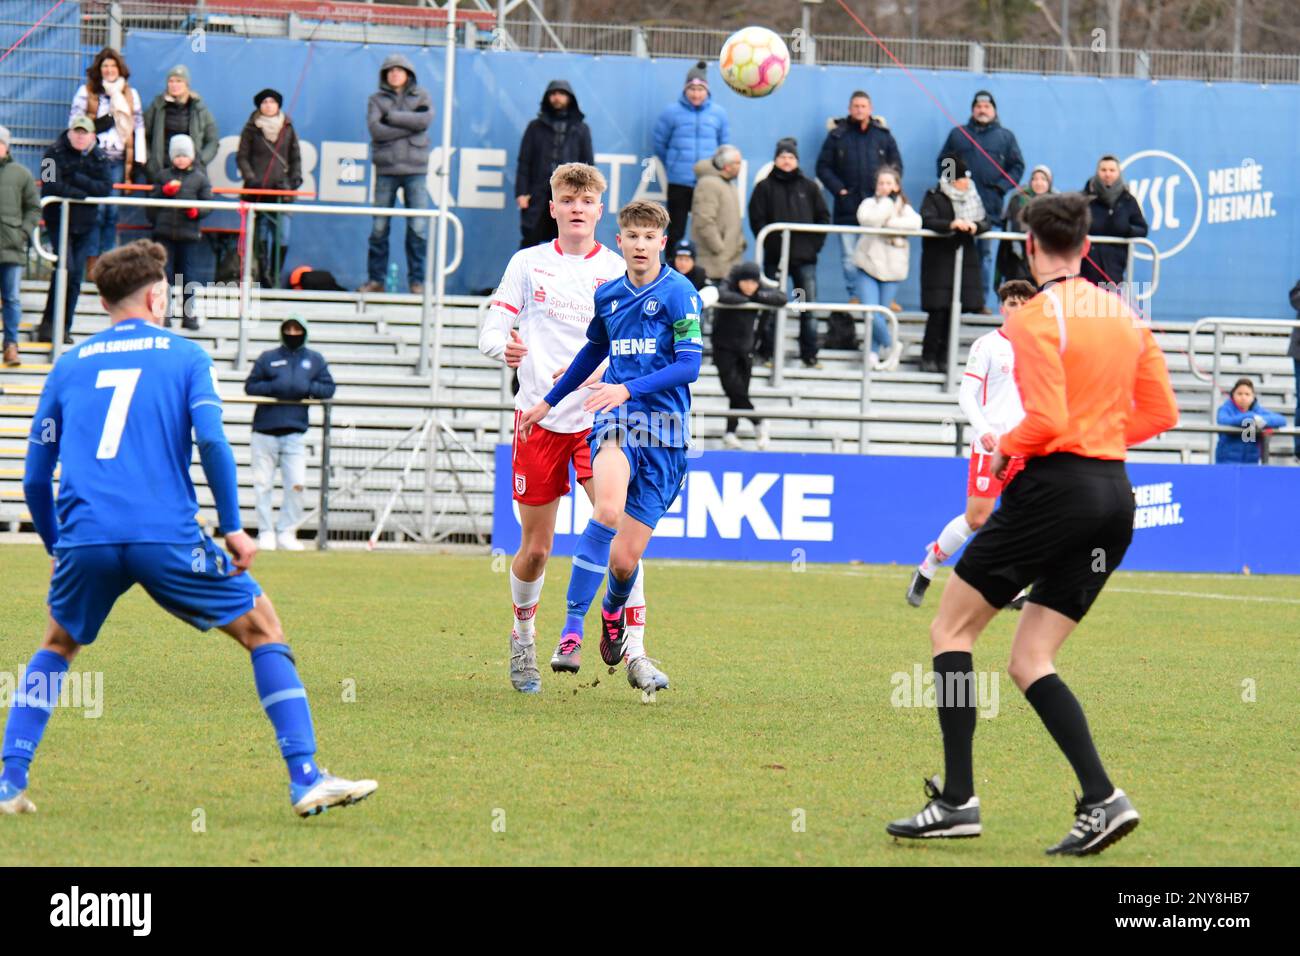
xmin=589 ymin=426 xmax=689 ymax=531
xmin=50 ymin=537 xmax=263 ymax=645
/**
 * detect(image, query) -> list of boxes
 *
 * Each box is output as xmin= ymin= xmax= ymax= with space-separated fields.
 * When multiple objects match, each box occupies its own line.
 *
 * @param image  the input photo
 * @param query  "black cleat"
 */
xmin=550 ymin=634 xmax=582 ymax=673
xmin=906 ymin=569 xmax=932 ymax=608
xmin=1045 ymin=789 xmax=1140 ymax=857
xmin=598 ymin=609 xmax=628 ymax=666
xmin=886 ymin=775 xmax=982 ymax=840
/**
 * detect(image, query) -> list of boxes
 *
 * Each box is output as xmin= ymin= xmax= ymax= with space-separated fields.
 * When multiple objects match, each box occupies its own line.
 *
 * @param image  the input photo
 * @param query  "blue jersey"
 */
xmin=589 ymin=267 xmax=703 ymax=447
xmin=26 ymin=319 xmax=234 ymax=547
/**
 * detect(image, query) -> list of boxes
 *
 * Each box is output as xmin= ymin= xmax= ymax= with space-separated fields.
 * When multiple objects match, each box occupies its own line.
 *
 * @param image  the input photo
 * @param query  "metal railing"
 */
xmin=1187 ymin=316 xmax=1300 ymax=463
xmin=755 ymin=221 xmax=1160 ymax=391
xmin=36 ymin=194 xmax=463 ymax=373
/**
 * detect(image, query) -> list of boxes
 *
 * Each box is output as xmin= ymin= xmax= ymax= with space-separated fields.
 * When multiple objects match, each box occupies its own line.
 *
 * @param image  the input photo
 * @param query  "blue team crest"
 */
xmin=300 ymin=358 xmax=311 ymax=369
xmin=643 ymin=299 xmax=660 ymax=315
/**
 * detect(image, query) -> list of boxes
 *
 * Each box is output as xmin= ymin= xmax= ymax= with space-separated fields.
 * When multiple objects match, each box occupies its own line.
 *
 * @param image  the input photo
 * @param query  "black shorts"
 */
xmin=954 ymin=452 xmax=1135 ymax=622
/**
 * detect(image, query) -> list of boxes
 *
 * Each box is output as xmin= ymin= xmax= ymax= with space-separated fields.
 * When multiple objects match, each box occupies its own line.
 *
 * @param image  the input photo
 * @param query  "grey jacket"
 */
xmin=366 ymin=54 xmax=434 ymax=177
xmin=690 ymin=158 xmax=747 ymax=280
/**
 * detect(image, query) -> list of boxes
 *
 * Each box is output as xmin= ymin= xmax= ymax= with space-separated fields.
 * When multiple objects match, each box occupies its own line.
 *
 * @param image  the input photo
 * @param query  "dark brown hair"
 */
xmin=86 ymin=47 xmax=130 ymax=96
xmin=1230 ymin=377 xmax=1257 ymax=404
xmin=997 ymin=280 xmax=1037 ymax=304
xmin=872 ymin=165 xmax=908 ymax=208
xmin=1021 ymin=192 xmax=1091 ymax=256
xmin=92 ymin=239 xmax=167 ymax=304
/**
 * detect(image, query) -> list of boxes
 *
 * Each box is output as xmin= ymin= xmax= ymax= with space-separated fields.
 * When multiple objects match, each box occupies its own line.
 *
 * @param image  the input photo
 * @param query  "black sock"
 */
xmin=933 ymin=651 xmax=977 ymax=805
xmin=1024 ymin=673 xmax=1114 ymax=804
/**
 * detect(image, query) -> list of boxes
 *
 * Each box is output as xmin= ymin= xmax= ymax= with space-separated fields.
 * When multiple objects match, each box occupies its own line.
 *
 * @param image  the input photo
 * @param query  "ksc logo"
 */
xmin=643 ymin=299 xmax=660 ymax=315
xmin=1121 ymin=150 xmax=1203 ymax=260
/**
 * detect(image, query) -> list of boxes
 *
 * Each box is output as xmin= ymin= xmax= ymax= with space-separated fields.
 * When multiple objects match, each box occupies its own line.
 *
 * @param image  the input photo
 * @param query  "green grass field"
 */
xmin=0 ymin=545 xmax=1295 ymax=866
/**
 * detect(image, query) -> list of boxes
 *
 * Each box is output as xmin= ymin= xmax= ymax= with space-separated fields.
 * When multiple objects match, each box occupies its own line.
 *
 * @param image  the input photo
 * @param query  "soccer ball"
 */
xmin=719 ymin=26 xmax=790 ymax=98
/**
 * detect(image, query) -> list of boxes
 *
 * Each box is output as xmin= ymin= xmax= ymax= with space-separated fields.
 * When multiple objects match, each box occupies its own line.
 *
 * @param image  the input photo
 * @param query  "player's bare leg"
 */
xmin=1008 ymin=604 xmax=1138 ymax=855
xmin=222 ymin=594 xmax=377 ymax=817
xmin=510 ymin=499 xmax=560 ymax=691
xmin=0 ymin=616 xmax=81 ymax=815
xmin=908 ymin=497 xmax=994 ymax=607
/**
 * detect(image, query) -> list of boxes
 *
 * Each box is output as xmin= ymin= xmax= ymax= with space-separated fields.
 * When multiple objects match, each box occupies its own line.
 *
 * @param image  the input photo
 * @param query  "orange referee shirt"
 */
xmin=1000 ymin=277 xmax=1179 ymax=461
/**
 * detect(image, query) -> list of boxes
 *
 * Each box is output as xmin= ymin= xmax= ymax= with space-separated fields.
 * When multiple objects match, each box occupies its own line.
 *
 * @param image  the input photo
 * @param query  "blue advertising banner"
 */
xmin=490 ymin=446 xmax=1300 ymax=575
xmin=120 ymin=31 xmax=1298 ymax=320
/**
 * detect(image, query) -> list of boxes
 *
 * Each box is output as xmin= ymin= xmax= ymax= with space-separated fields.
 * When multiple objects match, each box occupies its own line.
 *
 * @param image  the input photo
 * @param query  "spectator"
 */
xmin=1216 ymin=377 xmax=1285 ymax=464
xmin=748 ymin=137 xmax=829 ymax=369
xmin=815 ymin=90 xmax=903 ymax=305
xmin=37 ymin=116 xmax=111 ymax=344
xmin=1289 ymin=280 xmax=1300 ymax=459
xmin=0 ymin=126 xmax=39 ymax=366
xmin=670 ymin=238 xmax=708 ymax=290
xmin=69 ymin=47 xmax=144 ymax=268
xmin=853 ymin=165 xmax=920 ymax=370
xmin=148 ymin=134 xmax=212 ymax=330
xmin=691 ymin=145 xmax=746 ymax=282
xmin=996 ymin=163 xmax=1052 ymax=285
xmin=918 ymin=154 xmax=990 ymax=373
xmin=713 ymin=261 xmax=785 ymax=449
xmin=237 ymin=88 xmax=302 ymax=287
xmin=361 ymin=54 xmax=433 ymax=294
xmin=935 ymin=90 xmax=1023 ymax=310
xmin=143 ymin=65 xmax=218 ymax=182
xmin=243 ymin=317 xmax=336 ymax=550
xmin=1080 ymin=155 xmax=1149 ymax=288
xmin=653 ymin=60 xmax=731 ymax=252
xmin=515 ymin=79 xmax=593 ymax=249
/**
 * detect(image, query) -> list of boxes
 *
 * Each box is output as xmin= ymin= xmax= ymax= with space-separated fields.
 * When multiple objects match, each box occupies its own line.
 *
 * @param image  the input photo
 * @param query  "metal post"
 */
xmin=771 ymin=230 xmax=792 ymax=389
xmin=236 ymin=206 xmax=256 ymax=370
xmin=109 ymin=2 xmax=123 ymax=51
xmin=1125 ymin=239 xmax=1134 ymax=294
xmin=632 ymin=26 xmax=648 ymax=58
xmin=1232 ymin=0 xmax=1243 ymax=81
xmin=428 ymin=0 xmax=457 ymax=390
xmin=318 ymin=402 xmax=331 ymax=551
xmin=51 ymin=201 xmax=70 ymax=362
xmin=945 ymin=245 xmax=963 ymax=391
xmin=859 ymin=323 xmax=872 ymax=452
xmin=1210 ymin=325 xmax=1223 ymax=462
xmin=1060 ymin=0 xmax=1070 ymax=72
xmin=800 ymin=3 xmax=814 ymax=66
xmin=968 ymin=42 xmax=984 ymax=74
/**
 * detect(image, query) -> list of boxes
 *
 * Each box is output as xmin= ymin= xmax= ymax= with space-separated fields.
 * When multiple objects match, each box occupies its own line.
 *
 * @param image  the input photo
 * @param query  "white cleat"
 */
xmin=290 ymin=770 xmax=378 ymax=818
xmin=258 ymin=531 xmax=278 ymax=551
xmin=277 ymin=531 xmax=305 ymax=552
xmin=0 ymin=781 xmax=36 ymax=815
xmin=627 ymin=656 xmax=669 ymax=705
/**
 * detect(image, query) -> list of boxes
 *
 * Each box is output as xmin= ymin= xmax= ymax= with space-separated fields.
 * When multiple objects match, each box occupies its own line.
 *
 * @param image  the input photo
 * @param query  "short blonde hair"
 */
xmin=617 ymin=199 xmax=670 ymax=232
xmin=550 ymin=162 xmax=607 ymax=198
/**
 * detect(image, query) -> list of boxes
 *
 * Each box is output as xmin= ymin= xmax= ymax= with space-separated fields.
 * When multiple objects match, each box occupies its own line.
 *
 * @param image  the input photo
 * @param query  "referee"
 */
xmin=886 ymin=192 xmax=1179 ymax=855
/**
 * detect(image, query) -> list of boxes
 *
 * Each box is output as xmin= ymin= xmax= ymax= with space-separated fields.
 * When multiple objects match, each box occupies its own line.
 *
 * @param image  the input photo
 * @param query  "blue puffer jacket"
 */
xmin=244 ymin=319 xmax=336 ymax=434
xmin=1216 ymin=397 xmax=1286 ymax=463
xmin=936 ymin=120 xmax=1024 ymax=226
xmin=653 ymin=93 xmax=731 ymax=187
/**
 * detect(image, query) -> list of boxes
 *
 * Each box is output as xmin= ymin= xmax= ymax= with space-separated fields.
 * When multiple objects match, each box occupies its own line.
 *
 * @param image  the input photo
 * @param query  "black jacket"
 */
xmin=815 ymin=117 xmax=903 ymax=224
xmin=236 ymin=111 xmax=302 ymax=195
xmin=712 ymin=270 xmax=788 ymax=354
xmin=1288 ymin=280 xmax=1300 ymax=361
xmin=40 ymin=133 xmax=112 ymax=238
xmin=935 ymin=120 xmax=1024 ymax=226
xmin=244 ymin=320 xmax=336 ymax=434
xmin=995 ymin=188 xmax=1035 ymax=284
xmin=671 ymin=263 xmax=709 ymax=290
xmin=747 ymin=167 xmax=830 ymax=268
xmin=515 ymin=80 xmax=594 ymax=232
xmin=1080 ymin=181 xmax=1149 ymax=286
xmin=148 ymin=163 xmax=213 ymax=242
xmin=918 ymin=187 xmax=991 ymax=313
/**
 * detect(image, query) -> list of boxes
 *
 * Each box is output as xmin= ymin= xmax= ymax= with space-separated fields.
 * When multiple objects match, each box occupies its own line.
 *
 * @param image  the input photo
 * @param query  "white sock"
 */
xmin=510 ymin=569 xmax=544 ymax=643
xmin=623 ymin=560 xmax=646 ymax=660
xmin=919 ymin=515 xmax=972 ymax=577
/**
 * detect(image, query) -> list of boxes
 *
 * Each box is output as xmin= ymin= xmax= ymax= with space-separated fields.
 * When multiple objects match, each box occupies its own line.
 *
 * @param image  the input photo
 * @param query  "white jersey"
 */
xmin=479 ymin=240 xmax=627 ymax=434
xmin=959 ymin=327 xmax=1024 ymax=447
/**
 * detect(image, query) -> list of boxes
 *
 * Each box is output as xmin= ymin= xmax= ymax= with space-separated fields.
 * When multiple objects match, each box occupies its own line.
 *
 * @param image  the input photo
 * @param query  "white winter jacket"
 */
xmin=853 ymin=195 xmax=921 ymax=282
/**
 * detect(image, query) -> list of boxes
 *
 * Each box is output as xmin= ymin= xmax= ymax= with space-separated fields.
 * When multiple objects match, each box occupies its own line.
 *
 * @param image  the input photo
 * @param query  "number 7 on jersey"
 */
xmin=95 ymin=368 xmax=142 ymax=460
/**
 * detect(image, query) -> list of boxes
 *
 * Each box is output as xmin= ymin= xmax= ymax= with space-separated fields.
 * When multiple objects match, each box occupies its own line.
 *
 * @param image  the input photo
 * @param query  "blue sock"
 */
xmin=602 ymin=563 xmax=639 ymax=616
xmin=250 ymin=643 xmax=320 ymax=788
xmin=564 ymin=519 xmax=617 ymax=639
xmin=2 ymin=649 xmax=69 ymax=792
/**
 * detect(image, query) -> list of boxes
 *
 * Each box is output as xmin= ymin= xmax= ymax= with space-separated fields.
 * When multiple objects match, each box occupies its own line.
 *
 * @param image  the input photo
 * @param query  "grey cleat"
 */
xmin=906 ymin=569 xmax=932 ymax=607
xmin=626 ymin=656 xmax=669 ymax=704
xmin=510 ymin=630 xmax=541 ymax=693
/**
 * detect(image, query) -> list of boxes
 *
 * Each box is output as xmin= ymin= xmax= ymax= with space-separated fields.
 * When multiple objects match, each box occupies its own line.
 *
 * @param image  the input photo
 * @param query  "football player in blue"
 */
xmin=518 ymin=200 xmax=703 ymax=699
xmin=0 ymin=240 xmax=376 ymax=818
